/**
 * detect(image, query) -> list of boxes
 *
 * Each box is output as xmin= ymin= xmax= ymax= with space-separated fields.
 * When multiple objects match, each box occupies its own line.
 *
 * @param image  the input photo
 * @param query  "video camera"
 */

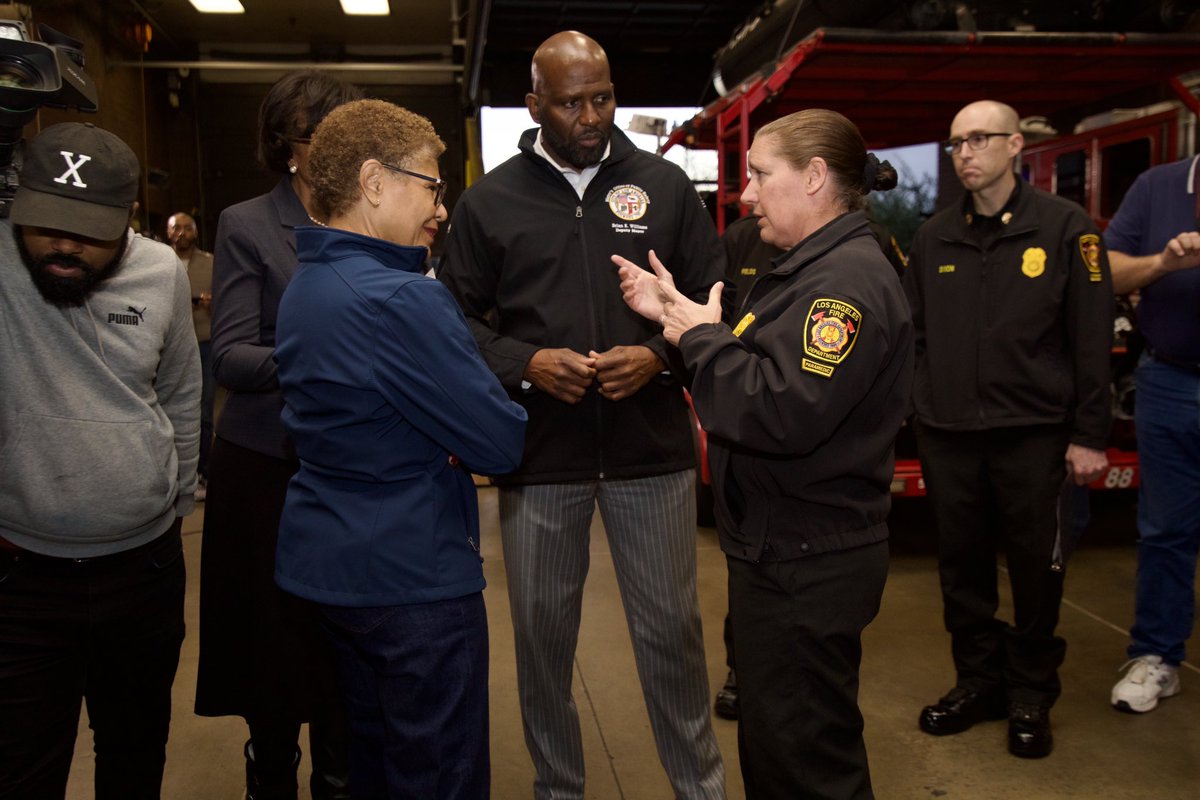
xmin=0 ymin=19 xmax=99 ymax=217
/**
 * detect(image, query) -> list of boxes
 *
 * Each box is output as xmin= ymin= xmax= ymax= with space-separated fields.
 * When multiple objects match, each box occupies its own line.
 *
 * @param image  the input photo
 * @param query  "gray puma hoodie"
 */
xmin=0 ymin=222 xmax=200 ymax=557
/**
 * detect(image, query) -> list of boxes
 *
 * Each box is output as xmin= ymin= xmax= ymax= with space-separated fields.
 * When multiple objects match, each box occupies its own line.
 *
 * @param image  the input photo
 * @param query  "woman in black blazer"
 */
xmin=195 ymin=70 xmax=361 ymax=800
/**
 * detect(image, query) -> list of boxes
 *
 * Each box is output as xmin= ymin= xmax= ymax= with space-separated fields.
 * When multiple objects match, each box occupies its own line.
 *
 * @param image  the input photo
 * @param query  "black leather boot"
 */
xmin=1008 ymin=703 xmax=1053 ymax=759
xmin=244 ymin=739 xmax=301 ymax=800
xmin=309 ymin=720 xmax=353 ymax=800
xmin=714 ymin=669 xmax=739 ymax=720
xmin=918 ymin=685 xmax=1007 ymax=735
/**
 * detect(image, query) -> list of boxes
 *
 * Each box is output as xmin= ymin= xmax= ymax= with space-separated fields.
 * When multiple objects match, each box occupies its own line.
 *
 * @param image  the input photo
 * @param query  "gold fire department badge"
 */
xmin=1021 ymin=247 xmax=1047 ymax=278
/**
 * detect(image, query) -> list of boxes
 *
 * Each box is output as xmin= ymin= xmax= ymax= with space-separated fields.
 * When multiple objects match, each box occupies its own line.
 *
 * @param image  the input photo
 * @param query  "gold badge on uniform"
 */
xmin=1079 ymin=234 xmax=1103 ymax=283
xmin=802 ymin=298 xmax=861 ymax=378
xmin=1021 ymin=247 xmax=1047 ymax=278
xmin=732 ymin=312 xmax=755 ymax=338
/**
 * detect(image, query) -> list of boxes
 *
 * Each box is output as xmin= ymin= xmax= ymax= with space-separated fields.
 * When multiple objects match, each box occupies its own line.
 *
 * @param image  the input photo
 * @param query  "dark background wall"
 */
xmin=8 ymin=6 xmax=464 ymax=250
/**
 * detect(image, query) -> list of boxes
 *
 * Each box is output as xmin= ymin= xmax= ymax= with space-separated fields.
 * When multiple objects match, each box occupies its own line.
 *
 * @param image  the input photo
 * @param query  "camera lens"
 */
xmin=0 ymin=56 xmax=45 ymax=91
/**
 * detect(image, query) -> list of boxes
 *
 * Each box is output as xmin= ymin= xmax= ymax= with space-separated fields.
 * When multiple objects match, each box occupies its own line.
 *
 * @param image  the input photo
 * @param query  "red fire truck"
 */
xmin=664 ymin=27 xmax=1199 ymax=504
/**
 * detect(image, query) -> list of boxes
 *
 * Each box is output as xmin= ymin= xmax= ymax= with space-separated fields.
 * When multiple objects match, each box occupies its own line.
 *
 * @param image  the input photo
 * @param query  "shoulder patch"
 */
xmin=1079 ymin=234 xmax=1103 ymax=282
xmin=802 ymin=298 xmax=861 ymax=376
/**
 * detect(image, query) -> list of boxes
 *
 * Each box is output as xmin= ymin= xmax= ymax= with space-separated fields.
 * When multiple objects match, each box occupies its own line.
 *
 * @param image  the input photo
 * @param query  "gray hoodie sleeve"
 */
xmin=159 ymin=258 xmax=202 ymax=517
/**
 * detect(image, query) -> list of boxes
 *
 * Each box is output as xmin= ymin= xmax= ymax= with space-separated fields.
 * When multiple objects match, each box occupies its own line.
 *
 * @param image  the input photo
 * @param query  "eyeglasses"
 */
xmin=378 ymin=161 xmax=448 ymax=207
xmin=942 ymin=131 xmax=1013 ymax=155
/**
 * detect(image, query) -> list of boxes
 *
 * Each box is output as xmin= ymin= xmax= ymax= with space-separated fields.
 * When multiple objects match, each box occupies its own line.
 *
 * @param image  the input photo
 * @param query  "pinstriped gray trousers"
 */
xmin=498 ymin=469 xmax=726 ymax=800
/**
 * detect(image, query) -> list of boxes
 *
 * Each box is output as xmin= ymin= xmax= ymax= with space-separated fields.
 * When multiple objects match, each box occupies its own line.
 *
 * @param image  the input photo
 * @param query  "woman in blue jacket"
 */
xmin=274 ymin=98 xmax=527 ymax=800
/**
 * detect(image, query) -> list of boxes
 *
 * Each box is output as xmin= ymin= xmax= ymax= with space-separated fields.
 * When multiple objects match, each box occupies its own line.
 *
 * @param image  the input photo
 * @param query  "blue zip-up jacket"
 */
xmin=274 ymin=227 xmax=527 ymax=607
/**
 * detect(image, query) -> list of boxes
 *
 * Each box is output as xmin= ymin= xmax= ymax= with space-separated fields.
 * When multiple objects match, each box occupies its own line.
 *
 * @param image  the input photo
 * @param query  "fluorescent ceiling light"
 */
xmin=189 ymin=0 xmax=245 ymax=12
xmin=340 ymin=0 xmax=391 ymax=15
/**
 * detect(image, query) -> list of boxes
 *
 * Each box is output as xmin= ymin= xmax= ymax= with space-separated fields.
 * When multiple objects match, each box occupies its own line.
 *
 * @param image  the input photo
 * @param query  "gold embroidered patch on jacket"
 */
xmin=802 ymin=298 xmax=861 ymax=377
xmin=1079 ymin=234 xmax=1103 ymax=282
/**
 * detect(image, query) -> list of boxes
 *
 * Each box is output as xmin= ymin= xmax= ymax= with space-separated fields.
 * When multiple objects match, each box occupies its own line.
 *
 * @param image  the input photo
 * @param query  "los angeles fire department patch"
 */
xmin=1079 ymin=234 xmax=1103 ymax=283
xmin=802 ymin=298 xmax=861 ymax=378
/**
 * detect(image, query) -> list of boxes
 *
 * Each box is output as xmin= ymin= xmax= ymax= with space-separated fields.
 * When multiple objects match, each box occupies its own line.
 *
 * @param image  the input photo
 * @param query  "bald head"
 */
xmin=526 ymin=31 xmax=615 ymax=171
xmin=951 ymin=101 xmax=1020 ymax=142
xmin=947 ymin=100 xmax=1024 ymax=210
xmin=530 ymin=31 xmax=609 ymax=94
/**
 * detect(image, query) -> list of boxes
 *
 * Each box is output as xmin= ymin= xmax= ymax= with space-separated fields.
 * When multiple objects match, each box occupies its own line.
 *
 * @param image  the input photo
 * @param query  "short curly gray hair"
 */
xmin=308 ymin=99 xmax=446 ymax=219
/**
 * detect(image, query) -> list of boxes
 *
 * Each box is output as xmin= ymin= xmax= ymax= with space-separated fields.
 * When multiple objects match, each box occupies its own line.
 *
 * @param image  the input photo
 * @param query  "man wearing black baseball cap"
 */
xmin=0 ymin=122 xmax=200 ymax=798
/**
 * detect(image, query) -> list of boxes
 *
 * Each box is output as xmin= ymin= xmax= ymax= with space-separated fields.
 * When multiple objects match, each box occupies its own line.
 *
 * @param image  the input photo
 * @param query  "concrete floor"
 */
xmin=66 ymin=490 xmax=1198 ymax=799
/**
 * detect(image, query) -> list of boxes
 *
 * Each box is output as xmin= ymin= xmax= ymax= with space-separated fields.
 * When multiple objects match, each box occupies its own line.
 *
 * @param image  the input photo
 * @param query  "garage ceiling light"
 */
xmin=340 ymin=0 xmax=391 ymax=15
xmin=188 ymin=0 xmax=245 ymax=12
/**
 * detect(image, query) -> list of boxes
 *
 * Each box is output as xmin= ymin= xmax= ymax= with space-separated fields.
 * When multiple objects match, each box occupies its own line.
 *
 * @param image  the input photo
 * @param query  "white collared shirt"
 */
xmin=533 ymin=130 xmax=611 ymax=199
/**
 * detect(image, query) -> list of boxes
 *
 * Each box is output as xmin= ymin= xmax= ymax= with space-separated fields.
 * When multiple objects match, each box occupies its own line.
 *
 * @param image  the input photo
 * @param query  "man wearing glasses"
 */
xmin=903 ymin=100 xmax=1113 ymax=759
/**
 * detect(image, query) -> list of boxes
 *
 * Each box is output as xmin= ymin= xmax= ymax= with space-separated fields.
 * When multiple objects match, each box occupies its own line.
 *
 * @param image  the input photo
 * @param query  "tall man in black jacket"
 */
xmin=905 ymin=100 xmax=1113 ymax=759
xmin=439 ymin=31 xmax=726 ymax=800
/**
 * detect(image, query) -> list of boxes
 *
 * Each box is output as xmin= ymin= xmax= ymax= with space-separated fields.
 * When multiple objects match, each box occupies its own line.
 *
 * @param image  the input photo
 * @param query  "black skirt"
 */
xmin=194 ymin=436 xmax=342 ymax=722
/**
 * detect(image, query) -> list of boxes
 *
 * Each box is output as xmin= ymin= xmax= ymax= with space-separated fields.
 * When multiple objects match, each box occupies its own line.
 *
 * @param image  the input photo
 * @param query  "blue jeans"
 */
xmin=319 ymin=593 xmax=489 ymax=800
xmin=1129 ymin=356 xmax=1200 ymax=666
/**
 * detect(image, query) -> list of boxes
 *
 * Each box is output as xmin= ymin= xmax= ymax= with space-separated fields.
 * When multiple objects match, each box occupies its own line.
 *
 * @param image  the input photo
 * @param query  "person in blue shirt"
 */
xmin=1105 ymin=155 xmax=1200 ymax=714
xmin=273 ymin=98 xmax=528 ymax=799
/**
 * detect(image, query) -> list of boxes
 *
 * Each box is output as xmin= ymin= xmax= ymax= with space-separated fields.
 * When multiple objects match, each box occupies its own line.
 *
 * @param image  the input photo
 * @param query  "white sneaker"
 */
xmin=1111 ymin=655 xmax=1180 ymax=713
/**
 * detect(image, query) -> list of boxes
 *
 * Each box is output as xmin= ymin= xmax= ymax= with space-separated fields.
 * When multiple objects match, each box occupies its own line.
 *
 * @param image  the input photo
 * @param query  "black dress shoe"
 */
xmin=714 ymin=669 xmax=738 ymax=720
xmin=1008 ymin=703 xmax=1053 ymax=758
xmin=918 ymin=686 xmax=1007 ymax=735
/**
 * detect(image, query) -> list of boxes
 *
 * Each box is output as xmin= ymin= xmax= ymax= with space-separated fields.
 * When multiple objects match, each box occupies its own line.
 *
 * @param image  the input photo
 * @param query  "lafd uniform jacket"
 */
xmin=679 ymin=212 xmax=915 ymax=562
xmin=439 ymin=127 xmax=724 ymax=484
xmin=904 ymin=179 xmax=1113 ymax=450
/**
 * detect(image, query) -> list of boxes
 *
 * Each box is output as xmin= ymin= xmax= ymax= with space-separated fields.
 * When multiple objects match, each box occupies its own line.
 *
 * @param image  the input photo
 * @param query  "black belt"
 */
xmin=1148 ymin=347 xmax=1200 ymax=374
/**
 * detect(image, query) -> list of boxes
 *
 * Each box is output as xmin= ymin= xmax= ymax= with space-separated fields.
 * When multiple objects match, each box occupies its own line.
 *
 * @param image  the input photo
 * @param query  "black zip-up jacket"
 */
xmin=439 ymin=128 xmax=724 ymax=484
xmin=680 ymin=212 xmax=914 ymax=562
xmin=904 ymin=179 xmax=1113 ymax=449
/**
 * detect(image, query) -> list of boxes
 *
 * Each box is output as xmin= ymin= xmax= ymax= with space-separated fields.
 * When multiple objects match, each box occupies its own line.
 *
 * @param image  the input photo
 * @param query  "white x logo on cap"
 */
xmin=54 ymin=151 xmax=92 ymax=188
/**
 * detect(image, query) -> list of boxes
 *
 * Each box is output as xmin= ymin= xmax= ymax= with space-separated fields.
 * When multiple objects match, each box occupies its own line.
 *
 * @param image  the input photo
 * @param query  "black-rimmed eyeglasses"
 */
xmin=941 ymin=131 xmax=1013 ymax=155
xmin=379 ymin=161 xmax=448 ymax=207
